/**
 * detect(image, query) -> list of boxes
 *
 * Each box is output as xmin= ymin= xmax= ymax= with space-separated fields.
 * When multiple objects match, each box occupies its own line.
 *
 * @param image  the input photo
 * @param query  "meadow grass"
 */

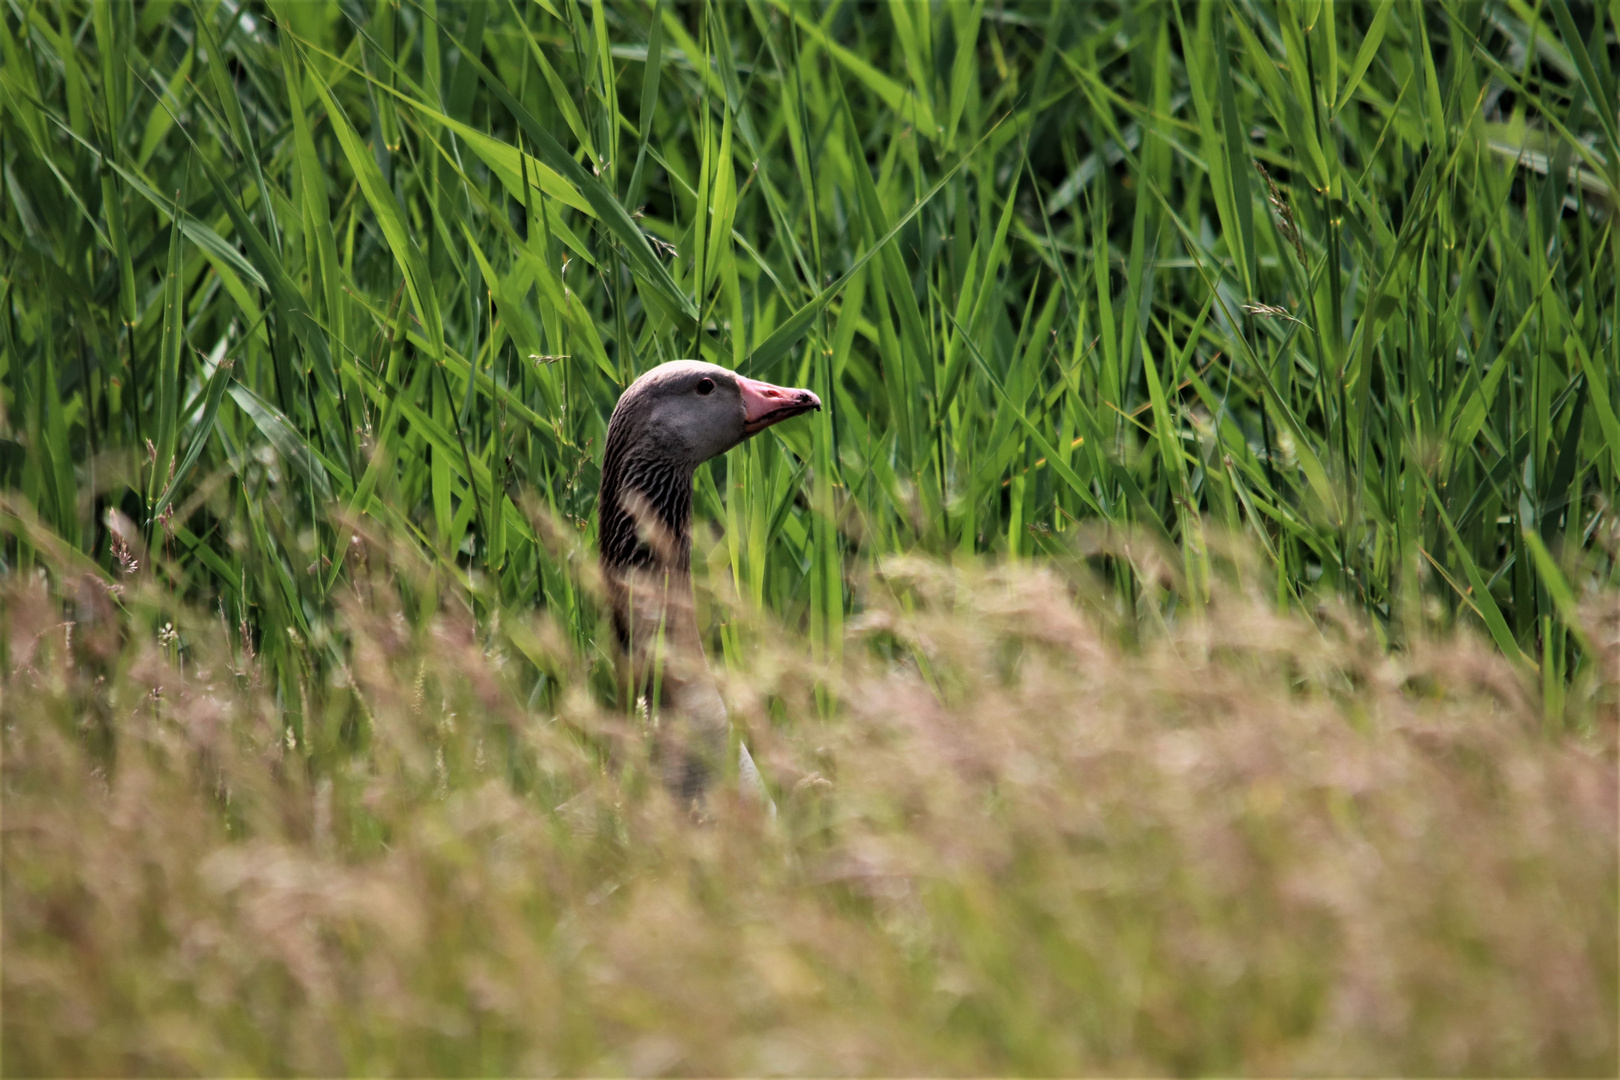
xmin=2 ymin=0 xmax=1618 ymax=1073
xmin=4 ymin=523 xmax=1616 ymax=1074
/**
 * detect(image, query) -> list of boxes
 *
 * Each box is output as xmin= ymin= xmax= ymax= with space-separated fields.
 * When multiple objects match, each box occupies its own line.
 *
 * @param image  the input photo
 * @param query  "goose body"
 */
xmin=596 ymin=360 xmax=821 ymax=804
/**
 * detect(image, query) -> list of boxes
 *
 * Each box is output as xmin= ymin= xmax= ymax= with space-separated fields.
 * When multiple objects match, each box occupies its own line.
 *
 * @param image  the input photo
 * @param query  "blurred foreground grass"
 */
xmin=3 ymin=513 xmax=1617 ymax=1074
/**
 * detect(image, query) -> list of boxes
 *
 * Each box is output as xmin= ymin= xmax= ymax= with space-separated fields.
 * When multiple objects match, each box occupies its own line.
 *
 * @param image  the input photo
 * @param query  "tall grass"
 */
xmin=2 ymin=0 xmax=1616 ymax=693
xmin=2 ymin=0 xmax=1618 ymax=1073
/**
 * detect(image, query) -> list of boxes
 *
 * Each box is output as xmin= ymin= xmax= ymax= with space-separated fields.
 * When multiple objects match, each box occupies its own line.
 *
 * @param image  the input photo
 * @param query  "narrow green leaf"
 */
xmin=1522 ymin=527 xmax=1595 ymax=655
xmin=770 ymin=0 xmax=941 ymax=138
xmin=1546 ymin=0 xmax=1620 ymax=187
xmin=149 ymin=179 xmax=189 ymax=510
xmin=949 ymin=310 xmax=1108 ymax=519
xmin=746 ymin=125 xmax=997 ymax=376
xmin=152 ymin=353 xmax=237 ymax=521
xmin=440 ymin=14 xmax=700 ymax=324
xmin=305 ymin=60 xmax=443 ymax=365
xmin=1420 ymin=466 xmax=1535 ymax=670
xmin=1336 ymin=0 xmax=1393 ymax=113
xmin=626 ymin=0 xmax=663 ymax=208
xmin=1568 ymin=334 xmax=1620 ymax=470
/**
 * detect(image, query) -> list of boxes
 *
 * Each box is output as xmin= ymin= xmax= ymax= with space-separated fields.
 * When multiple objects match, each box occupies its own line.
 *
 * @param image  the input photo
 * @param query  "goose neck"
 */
xmin=598 ymin=447 xmax=694 ymax=577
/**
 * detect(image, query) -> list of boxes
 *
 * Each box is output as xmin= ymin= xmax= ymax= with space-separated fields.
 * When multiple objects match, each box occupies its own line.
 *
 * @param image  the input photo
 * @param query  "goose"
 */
xmin=596 ymin=360 xmax=822 ymax=807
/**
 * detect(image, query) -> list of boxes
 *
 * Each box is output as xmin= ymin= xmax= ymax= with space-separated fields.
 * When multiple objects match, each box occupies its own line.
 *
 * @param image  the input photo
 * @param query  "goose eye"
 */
xmin=695 ymin=377 xmax=715 ymax=396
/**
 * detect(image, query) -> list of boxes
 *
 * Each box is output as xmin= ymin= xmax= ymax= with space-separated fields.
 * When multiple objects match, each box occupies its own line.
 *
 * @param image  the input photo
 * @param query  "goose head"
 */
xmin=599 ymin=361 xmax=821 ymax=575
xmin=604 ymin=359 xmax=822 ymax=470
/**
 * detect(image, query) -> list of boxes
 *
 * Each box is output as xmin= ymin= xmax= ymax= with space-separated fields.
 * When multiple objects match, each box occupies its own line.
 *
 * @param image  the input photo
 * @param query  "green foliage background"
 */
xmin=3 ymin=0 xmax=1618 ymax=698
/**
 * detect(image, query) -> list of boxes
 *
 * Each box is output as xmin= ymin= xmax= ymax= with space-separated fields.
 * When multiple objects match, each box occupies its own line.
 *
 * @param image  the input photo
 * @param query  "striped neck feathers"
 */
xmin=598 ymin=431 xmax=694 ymax=579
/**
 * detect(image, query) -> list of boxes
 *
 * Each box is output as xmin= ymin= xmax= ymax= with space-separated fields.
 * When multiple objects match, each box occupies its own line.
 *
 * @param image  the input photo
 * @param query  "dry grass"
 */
xmin=3 ymin=531 xmax=1615 ymax=1076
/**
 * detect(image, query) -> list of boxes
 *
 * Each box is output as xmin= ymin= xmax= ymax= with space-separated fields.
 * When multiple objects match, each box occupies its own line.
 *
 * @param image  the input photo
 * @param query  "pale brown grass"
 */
xmin=3 ymin=537 xmax=1615 ymax=1075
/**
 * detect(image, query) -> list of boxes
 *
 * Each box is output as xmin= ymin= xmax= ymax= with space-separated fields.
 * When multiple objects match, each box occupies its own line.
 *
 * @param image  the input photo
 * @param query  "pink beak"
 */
xmin=736 ymin=374 xmax=822 ymax=435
